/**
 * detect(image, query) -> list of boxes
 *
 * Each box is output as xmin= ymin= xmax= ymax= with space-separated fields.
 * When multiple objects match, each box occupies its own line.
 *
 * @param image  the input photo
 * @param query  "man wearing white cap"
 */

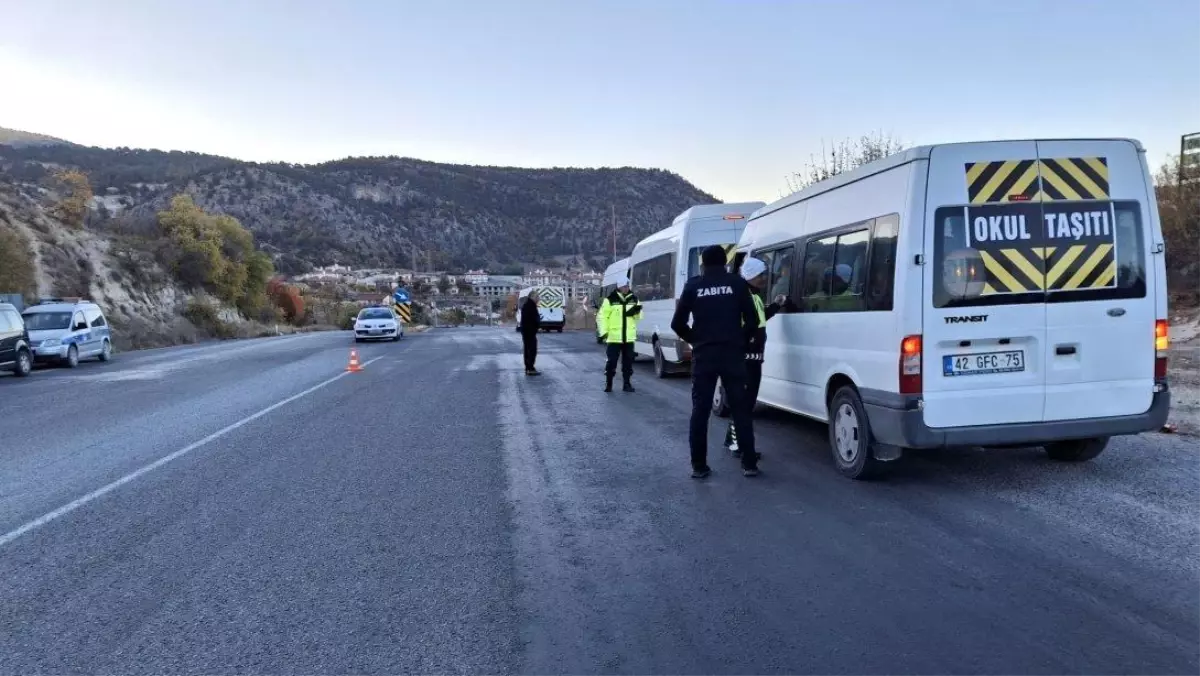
xmin=724 ymin=256 xmax=792 ymax=457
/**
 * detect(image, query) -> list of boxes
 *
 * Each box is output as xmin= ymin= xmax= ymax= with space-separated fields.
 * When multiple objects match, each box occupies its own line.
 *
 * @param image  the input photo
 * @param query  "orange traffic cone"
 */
xmin=346 ymin=348 xmax=363 ymax=373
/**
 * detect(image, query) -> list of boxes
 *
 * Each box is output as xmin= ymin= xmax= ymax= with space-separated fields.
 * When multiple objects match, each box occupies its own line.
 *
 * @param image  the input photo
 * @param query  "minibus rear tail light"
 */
xmin=1155 ymin=319 xmax=1168 ymax=380
xmin=900 ymin=334 xmax=922 ymax=395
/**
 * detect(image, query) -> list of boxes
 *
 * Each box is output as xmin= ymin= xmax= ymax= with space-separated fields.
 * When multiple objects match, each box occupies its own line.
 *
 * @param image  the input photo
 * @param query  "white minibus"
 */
xmin=628 ymin=202 xmax=765 ymax=376
xmin=515 ymin=286 xmax=567 ymax=333
xmin=730 ymin=139 xmax=1170 ymax=479
xmin=599 ymin=258 xmax=630 ymax=299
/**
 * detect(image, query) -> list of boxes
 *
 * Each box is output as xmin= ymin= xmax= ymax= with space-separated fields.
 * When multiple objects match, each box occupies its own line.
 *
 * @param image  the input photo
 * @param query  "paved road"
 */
xmin=1 ymin=328 xmax=1197 ymax=674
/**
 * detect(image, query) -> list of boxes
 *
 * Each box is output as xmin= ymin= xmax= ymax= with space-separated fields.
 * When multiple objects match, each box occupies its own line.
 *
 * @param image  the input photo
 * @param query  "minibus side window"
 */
xmin=754 ymin=246 xmax=797 ymax=313
xmin=866 ymin=215 xmax=899 ymax=311
xmin=799 ymin=234 xmax=838 ymax=312
xmin=728 ymin=251 xmax=747 ymax=276
xmin=828 ymin=229 xmax=870 ymax=312
xmin=632 ymin=252 xmax=676 ymax=301
xmin=686 ymin=247 xmax=709 ymax=279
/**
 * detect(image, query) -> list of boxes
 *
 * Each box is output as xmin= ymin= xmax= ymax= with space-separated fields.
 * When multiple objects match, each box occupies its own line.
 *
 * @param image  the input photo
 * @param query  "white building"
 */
xmin=473 ymin=279 xmax=523 ymax=300
xmin=462 ymin=269 xmax=489 ymax=285
xmin=522 ymin=269 xmax=568 ymax=287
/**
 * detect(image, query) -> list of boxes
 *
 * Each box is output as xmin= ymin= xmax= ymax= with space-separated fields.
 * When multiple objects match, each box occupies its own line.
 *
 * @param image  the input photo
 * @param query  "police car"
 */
xmin=22 ymin=299 xmax=114 ymax=368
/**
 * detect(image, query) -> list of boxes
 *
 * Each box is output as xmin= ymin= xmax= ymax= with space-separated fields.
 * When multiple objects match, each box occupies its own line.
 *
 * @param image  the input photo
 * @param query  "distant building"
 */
xmin=488 ymin=275 xmax=523 ymax=286
xmin=347 ymin=290 xmax=386 ymax=307
xmin=462 ymin=269 xmax=489 ymax=285
xmin=522 ymin=268 xmax=568 ymax=287
xmin=296 ymin=265 xmax=353 ymax=283
xmin=354 ymin=273 xmax=396 ymax=287
xmin=473 ymin=279 xmax=522 ymax=300
xmin=570 ymin=282 xmax=599 ymax=303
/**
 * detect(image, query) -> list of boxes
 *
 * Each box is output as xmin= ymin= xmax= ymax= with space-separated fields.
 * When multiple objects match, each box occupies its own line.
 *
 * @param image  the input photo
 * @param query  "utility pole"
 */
xmin=609 ymin=202 xmax=619 ymax=258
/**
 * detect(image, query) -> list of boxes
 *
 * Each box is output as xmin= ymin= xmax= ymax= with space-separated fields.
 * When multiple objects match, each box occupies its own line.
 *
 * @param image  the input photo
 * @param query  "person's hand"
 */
xmin=774 ymin=294 xmax=788 ymax=306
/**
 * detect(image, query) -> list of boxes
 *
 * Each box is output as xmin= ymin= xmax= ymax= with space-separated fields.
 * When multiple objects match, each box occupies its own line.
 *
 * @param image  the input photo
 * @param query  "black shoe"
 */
xmin=742 ymin=467 xmax=760 ymax=477
xmin=525 ymin=369 xmax=541 ymax=376
xmin=623 ymin=380 xmax=635 ymax=393
xmin=691 ymin=467 xmax=711 ymax=479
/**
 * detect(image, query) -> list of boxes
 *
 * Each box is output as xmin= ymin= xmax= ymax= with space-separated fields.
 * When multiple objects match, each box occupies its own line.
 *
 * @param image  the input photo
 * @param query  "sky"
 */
xmin=2 ymin=0 xmax=1197 ymax=202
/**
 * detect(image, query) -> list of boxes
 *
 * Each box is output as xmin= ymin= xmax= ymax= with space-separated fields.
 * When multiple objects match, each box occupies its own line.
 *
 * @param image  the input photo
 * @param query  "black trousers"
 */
xmin=691 ymin=351 xmax=756 ymax=471
xmin=522 ymin=332 xmax=537 ymax=370
xmin=725 ymin=360 xmax=763 ymax=448
xmin=605 ymin=342 xmax=635 ymax=379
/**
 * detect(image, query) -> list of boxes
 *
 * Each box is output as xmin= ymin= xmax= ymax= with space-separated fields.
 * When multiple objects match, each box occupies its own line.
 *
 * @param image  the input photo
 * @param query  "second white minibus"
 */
xmin=628 ymin=202 xmax=765 ymax=376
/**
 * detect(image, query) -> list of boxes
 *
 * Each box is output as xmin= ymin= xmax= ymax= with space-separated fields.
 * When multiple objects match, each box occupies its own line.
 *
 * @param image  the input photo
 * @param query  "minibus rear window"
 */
xmin=932 ymin=200 xmax=1147 ymax=308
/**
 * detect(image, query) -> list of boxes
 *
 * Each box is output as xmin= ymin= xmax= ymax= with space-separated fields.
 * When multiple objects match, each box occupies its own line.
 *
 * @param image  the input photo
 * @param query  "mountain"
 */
xmin=0 ymin=138 xmax=720 ymax=272
xmin=0 ymin=127 xmax=72 ymax=148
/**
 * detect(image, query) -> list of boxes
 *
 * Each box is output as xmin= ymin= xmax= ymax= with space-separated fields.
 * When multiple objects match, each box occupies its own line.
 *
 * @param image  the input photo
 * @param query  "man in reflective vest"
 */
xmin=598 ymin=277 xmax=642 ymax=392
xmin=724 ymin=256 xmax=792 ymax=456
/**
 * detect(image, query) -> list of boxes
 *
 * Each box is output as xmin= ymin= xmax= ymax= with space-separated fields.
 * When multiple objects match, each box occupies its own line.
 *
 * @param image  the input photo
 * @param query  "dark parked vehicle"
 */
xmin=0 ymin=302 xmax=33 ymax=377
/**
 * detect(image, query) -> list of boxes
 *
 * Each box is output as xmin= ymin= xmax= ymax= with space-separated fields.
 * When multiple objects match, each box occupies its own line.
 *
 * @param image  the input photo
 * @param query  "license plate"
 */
xmin=369 ymin=329 xmax=382 ymax=335
xmin=943 ymin=350 xmax=1024 ymax=376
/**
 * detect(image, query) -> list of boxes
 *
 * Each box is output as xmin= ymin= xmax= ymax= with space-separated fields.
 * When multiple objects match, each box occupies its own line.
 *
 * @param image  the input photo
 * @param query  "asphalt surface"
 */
xmin=0 ymin=328 xmax=1197 ymax=675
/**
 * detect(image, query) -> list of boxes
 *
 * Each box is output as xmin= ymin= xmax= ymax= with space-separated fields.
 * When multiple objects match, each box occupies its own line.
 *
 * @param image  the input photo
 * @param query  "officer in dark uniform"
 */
xmin=724 ymin=256 xmax=794 ymax=456
xmin=670 ymin=245 xmax=761 ymax=478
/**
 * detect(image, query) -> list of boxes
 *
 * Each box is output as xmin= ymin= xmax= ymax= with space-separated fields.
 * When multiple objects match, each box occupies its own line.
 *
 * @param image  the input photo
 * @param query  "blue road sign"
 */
xmin=393 ymin=288 xmax=411 ymax=304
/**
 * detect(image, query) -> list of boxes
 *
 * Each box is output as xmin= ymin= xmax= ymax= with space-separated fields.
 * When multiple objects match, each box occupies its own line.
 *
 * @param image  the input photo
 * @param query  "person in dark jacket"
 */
xmin=519 ymin=290 xmax=542 ymax=376
xmin=724 ymin=256 xmax=793 ymax=456
xmin=670 ymin=245 xmax=761 ymax=478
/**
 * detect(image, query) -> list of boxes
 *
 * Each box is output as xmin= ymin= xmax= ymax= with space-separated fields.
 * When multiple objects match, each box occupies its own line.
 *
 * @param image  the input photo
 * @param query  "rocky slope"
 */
xmin=0 ymin=138 xmax=720 ymax=272
xmin=0 ymin=127 xmax=71 ymax=148
xmin=0 ymin=181 xmax=287 ymax=350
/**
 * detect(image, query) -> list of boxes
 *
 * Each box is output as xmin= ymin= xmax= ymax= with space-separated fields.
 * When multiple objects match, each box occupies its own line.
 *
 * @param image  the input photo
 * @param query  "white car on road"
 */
xmin=353 ymin=307 xmax=403 ymax=342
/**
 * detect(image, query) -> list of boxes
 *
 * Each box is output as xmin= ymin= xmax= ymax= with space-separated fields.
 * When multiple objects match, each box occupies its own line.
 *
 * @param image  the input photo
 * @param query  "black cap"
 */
xmin=701 ymin=245 xmax=727 ymax=267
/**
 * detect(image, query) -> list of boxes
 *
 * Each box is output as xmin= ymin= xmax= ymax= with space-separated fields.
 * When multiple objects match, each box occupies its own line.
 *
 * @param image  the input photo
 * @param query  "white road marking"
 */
xmin=0 ymin=356 xmax=384 ymax=549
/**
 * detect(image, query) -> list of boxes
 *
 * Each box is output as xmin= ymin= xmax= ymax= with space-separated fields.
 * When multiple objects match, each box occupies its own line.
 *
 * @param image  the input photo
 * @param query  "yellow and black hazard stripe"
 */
xmin=1039 ymin=244 xmax=1116 ymax=291
xmin=392 ymin=302 xmax=412 ymax=322
xmin=966 ymin=159 xmax=1041 ymax=204
xmin=723 ymin=243 xmax=738 ymax=264
xmin=1037 ymin=157 xmax=1109 ymax=202
xmin=537 ymin=287 xmax=565 ymax=308
xmin=978 ymin=245 xmax=1045 ymax=295
xmin=979 ymin=243 xmax=1117 ymax=294
xmin=965 ymin=156 xmax=1109 ymax=203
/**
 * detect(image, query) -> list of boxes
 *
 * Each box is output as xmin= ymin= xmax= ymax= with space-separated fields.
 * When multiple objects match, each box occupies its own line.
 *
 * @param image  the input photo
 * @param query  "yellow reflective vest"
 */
xmin=740 ymin=295 xmax=767 ymax=328
xmin=598 ymin=291 xmax=641 ymax=344
xmin=744 ymin=294 xmax=772 ymax=361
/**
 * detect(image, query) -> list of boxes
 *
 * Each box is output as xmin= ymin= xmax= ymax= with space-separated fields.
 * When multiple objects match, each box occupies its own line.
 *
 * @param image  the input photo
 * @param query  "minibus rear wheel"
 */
xmin=1044 ymin=437 xmax=1110 ymax=462
xmin=828 ymin=385 xmax=884 ymax=480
